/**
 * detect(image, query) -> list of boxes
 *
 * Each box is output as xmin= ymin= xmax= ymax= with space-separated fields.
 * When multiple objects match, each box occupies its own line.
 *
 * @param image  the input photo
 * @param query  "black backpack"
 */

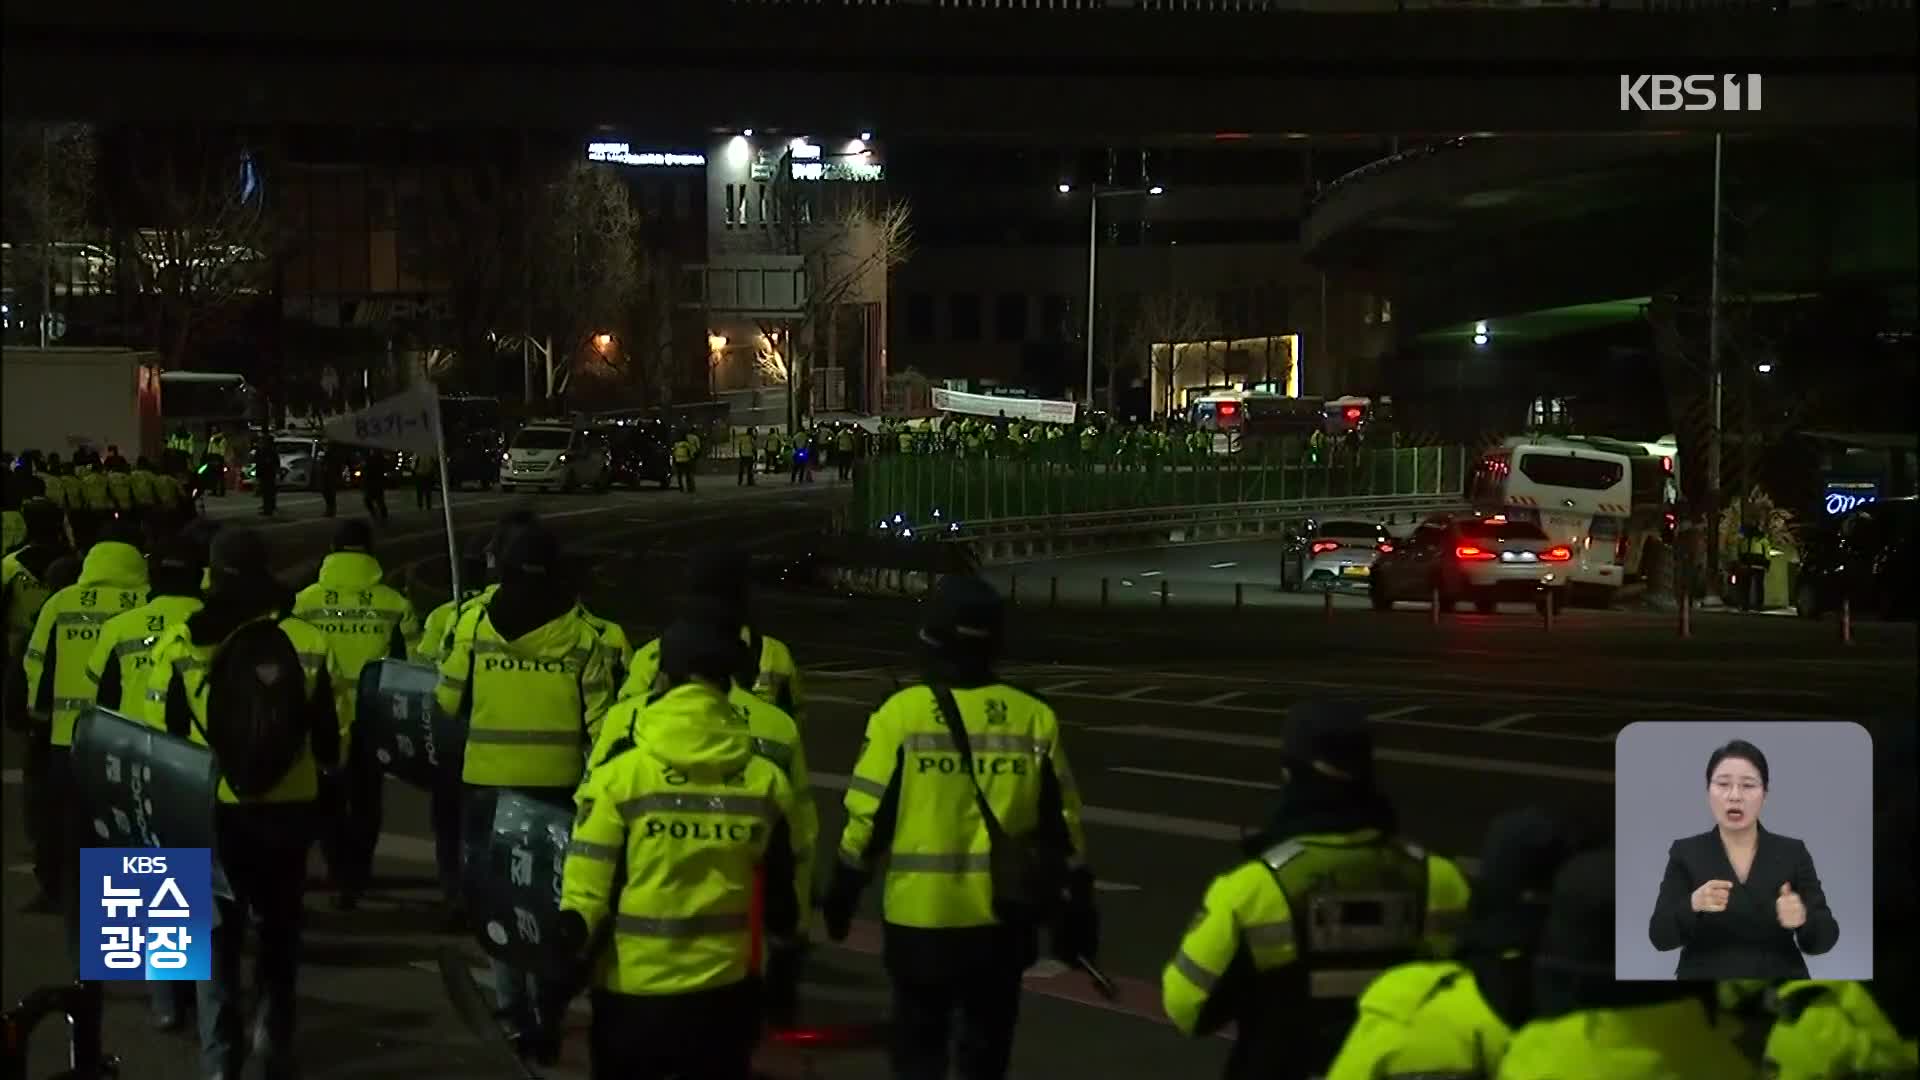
xmin=197 ymin=618 xmax=311 ymax=798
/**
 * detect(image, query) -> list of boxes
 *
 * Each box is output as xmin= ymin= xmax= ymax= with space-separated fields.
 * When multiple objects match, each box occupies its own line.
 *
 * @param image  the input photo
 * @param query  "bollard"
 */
xmin=1323 ymin=589 xmax=1334 ymax=620
xmin=1840 ymin=596 xmax=1852 ymax=645
xmin=1160 ymin=579 xmax=1170 ymax=609
xmin=1101 ymin=577 xmax=1110 ymax=607
xmin=1009 ymin=575 xmax=1019 ymax=607
xmin=1050 ymin=576 xmax=1059 ymax=608
xmin=1542 ymin=589 xmax=1556 ymax=632
xmin=1430 ymin=587 xmax=1441 ymax=626
xmin=1234 ymin=582 xmax=1243 ymax=610
xmin=1679 ymin=594 xmax=1692 ymax=640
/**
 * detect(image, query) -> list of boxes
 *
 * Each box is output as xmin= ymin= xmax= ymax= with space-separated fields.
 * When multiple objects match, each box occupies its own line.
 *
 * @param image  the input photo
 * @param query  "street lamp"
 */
xmin=1068 ymin=183 xmax=1164 ymax=407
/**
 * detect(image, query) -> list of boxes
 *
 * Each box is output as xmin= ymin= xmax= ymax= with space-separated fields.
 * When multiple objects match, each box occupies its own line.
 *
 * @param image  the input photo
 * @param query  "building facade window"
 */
xmin=995 ymin=293 xmax=1028 ymax=343
xmin=724 ymin=183 xmax=736 ymax=228
xmin=950 ymin=294 xmax=982 ymax=342
xmin=906 ymin=293 xmax=935 ymax=343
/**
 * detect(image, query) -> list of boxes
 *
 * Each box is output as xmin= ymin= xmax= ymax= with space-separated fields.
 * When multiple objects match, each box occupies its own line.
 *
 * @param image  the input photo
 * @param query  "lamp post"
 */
xmin=1062 ymin=183 xmax=1163 ymax=409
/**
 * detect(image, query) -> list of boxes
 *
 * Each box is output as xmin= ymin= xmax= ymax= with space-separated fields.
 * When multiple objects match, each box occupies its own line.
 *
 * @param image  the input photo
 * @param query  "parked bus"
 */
xmin=1189 ymin=392 xmax=1325 ymax=453
xmin=1471 ymin=435 xmax=1666 ymax=604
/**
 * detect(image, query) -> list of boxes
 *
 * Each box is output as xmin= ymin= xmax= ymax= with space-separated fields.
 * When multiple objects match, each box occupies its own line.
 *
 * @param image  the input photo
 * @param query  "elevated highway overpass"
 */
xmin=2 ymin=1 xmax=1912 ymax=133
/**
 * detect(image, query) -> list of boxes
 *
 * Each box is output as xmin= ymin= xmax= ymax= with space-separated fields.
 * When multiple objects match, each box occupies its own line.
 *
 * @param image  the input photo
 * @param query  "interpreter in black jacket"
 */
xmin=1649 ymin=739 xmax=1840 ymax=980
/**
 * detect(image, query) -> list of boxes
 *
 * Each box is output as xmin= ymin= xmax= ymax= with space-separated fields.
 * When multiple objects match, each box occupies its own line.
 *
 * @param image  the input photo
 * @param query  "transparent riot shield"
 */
xmin=69 ymin=707 xmax=232 ymax=900
xmin=354 ymin=659 xmax=460 ymax=791
xmin=466 ymin=791 xmax=580 ymax=982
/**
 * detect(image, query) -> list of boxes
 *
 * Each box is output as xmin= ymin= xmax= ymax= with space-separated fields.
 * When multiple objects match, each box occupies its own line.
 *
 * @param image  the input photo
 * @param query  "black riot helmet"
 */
xmin=486 ymin=508 xmax=540 ymax=571
xmin=20 ymin=497 xmax=67 ymax=548
xmin=918 ymin=574 xmax=1004 ymax=661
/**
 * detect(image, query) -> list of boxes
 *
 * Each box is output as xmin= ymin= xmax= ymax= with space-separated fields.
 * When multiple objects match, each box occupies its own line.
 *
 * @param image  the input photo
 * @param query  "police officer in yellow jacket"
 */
xmin=1162 ymin=702 xmax=1473 ymax=1080
xmin=1497 ymin=849 xmax=1752 ymax=1079
xmin=1327 ymin=807 xmax=1585 ymax=1080
xmin=434 ymin=523 xmax=614 ymax=1065
xmin=148 ymin=527 xmax=345 ymax=1079
xmin=559 ymin=616 xmax=806 ymax=1078
xmin=588 ymin=593 xmax=819 ymax=1006
xmin=411 ymin=534 xmax=490 ymax=927
xmin=21 ymin=525 xmax=148 ymax=912
xmin=617 ymin=547 xmax=806 ymax=718
xmin=3 ymin=498 xmax=74 ymax=914
xmin=822 ymin=574 xmax=1096 ymax=1080
xmin=1762 ymin=719 xmax=1918 ymax=1080
xmin=295 ymin=519 xmax=421 ymax=909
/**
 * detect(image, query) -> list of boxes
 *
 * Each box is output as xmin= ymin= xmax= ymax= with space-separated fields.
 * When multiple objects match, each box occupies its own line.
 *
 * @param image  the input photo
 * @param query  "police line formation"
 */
xmin=2 ymin=496 xmax=1915 ymax=1080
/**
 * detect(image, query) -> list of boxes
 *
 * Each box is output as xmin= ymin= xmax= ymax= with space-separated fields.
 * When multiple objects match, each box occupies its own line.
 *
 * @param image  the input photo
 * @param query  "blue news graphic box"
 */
xmin=80 ymin=848 xmax=213 ymax=981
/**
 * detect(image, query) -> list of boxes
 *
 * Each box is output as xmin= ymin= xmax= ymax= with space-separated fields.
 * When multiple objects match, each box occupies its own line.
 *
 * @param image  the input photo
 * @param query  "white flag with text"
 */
xmin=324 ymin=384 xmax=441 ymax=455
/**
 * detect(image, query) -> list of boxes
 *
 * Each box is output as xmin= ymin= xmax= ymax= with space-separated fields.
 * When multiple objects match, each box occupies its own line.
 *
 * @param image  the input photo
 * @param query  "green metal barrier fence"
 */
xmin=851 ymin=446 xmax=1468 ymax=530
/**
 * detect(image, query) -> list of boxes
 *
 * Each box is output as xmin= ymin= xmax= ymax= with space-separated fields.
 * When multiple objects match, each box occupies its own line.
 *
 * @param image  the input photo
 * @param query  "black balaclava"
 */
xmin=686 ymin=546 xmax=751 ymax=617
xmin=1532 ymin=849 xmax=1714 ymax=1020
xmin=489 ymin=523 xmax=572 ymax=640
xmin=658 ymin=615 xmax=745 ymax=692
xmin=677 ymin=594 xmax=755 ymax=689
xmin=45 ymin=554 xmax=83 ymax=591
xmin=1243 ymin=701 xmax=1396 ymax=856
xmin=1458 ymin=807 xmax=1585 ymax=1029
xmin=331 ymin=518 xmax=374 ymax=554
xmin=149 ymin=534 xmax=206 ymax=599
xmin=458 ymin=532 xmax=490 ymax=596
xmin=191 ymin=527 xmax=290 ymax=645
xmin=916 ymin=573 xmax=1003 ymax=688
xmin=485 ymin=509 xmax=540 ymax=574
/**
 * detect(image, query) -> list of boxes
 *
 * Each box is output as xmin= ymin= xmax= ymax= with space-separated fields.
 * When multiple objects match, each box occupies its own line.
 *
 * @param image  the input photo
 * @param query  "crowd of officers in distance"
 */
xmin=2 ymin=491 xmax=1914 ymax=1080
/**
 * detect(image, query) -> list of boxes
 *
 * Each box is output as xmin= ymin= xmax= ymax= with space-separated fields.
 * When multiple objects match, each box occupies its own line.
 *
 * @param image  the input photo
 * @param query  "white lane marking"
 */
xmin=1110 ymin=686 xmax=1160 ymax=700
xmin=1039 ymin=680 xmax=1088 ymax=694
xmin=1369 ymin=706 xmax=1426 ymax=721
xmin=1083 ymin=724 xmax=1614 ymax=785
xmin=1138 ymin=570 xmax=1163 ymax=578
xmin=1110 ymin=765 xmax=1278 ymax=791
xmin=812 ymin=771 xmax=1240 ymax=842
xmin=1483 ymin=713 xmax=1535 ymax=730
xmin=1208 ymin=562 xmax=1239 ymax=570
xmin=1195 ymin=691 xmax=1247 ymax=707
xmin=1093 ymin=881 xmax=1143 ymax=893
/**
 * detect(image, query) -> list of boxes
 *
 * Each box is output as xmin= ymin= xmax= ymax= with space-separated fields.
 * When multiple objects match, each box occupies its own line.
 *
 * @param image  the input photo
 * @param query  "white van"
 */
xmin=499 ymin=422 xmax=610 ymax=494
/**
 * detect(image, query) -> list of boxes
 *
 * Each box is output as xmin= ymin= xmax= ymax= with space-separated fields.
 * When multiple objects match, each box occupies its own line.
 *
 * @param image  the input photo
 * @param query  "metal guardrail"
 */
xmin=938 ymin=492 xmax=1470 ymax=544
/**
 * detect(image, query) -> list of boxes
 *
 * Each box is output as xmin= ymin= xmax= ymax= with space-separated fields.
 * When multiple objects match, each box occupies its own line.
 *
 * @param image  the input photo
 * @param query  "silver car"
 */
xmin=1282 ymin=519 xmax=1391 ymax=593
xmin=1370 ymin=516 xmax=1570 ymax=614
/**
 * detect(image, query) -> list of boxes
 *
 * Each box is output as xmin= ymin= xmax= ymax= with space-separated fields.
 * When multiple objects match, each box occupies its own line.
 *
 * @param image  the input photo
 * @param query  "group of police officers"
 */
xmin=3 ymin=486 xmax=1915 ymax=1079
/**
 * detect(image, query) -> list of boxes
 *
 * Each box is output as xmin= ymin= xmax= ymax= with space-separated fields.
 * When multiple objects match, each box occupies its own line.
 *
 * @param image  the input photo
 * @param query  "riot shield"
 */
xmin=466 ymin=791 xmax=580 ymax=982
xmin=70 ymin=708 xmax=218 ymax=853
xmin=355 ymin=659 xmax=461 ymax=791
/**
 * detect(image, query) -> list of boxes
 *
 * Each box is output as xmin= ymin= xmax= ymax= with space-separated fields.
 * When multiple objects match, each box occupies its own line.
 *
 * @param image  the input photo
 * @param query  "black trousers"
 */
xmin=204 ymin=802 xmax=315 ymax=1075
xmin=363 ymin=487 xmax=389 ymax=522
xmin=322 ymin=737 xmax=385 ymax=894
xmin=588 ymin=981 xmax=759 ymax=1080
xmin=258 ymin=481 xmax=277 ymax=516
xmin=416 ymin=476 xmax=434 ymax=510
xmin=889 ymin=968 xmax=1024 ymax=1080
xmin=320 ymin=484 xmax=337 ymax=517
xmin=22 ymin=725 xmax=59 ymax=899
xmin=737 ymin=456 xmax=755 ymax=486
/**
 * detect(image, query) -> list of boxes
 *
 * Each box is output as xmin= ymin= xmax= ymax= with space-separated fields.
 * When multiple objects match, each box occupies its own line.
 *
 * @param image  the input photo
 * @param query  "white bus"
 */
xmin=1471 ymin=436 xmax=1664 ymax=604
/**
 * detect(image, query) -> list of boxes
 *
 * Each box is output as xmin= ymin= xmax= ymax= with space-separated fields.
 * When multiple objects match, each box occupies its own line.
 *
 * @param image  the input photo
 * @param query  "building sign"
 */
xmin=1824 ymin=481 xmax=1877 ymax=516
xmin=792 ymin=159 xmax=886 ymax=182
xmin=586 ymin=142 xmax=705 ymax=167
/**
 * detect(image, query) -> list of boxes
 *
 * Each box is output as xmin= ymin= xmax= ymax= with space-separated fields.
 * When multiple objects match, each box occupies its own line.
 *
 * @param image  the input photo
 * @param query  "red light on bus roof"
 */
xmin=1344 ymin=407 xmax=1362 ymax=421
xmin=1218 ymin=403 xmax=1238 ymax=415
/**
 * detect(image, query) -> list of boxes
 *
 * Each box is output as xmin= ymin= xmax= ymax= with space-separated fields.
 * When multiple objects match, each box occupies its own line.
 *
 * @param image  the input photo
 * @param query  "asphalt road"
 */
xmin=4 ymin=480 xmax=1913 ymax=1078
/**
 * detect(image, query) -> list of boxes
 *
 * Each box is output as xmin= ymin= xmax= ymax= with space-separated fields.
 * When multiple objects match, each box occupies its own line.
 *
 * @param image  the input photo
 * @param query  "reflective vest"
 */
xmin=563 ymin=682 xmax=799 ymax=996
xmin=2 ymin=548 xmax=60 ymax=655
xmin=1764 ymin=981 xmax=1919 ymax=1080
xmin=577 ymin=606 xmax=633 ymax=688
xmin=105 ymin=471 xmax=133 ymax=510
xmin=1324 ymin=961 xmax=1508 ymax=1080
xmin=672 ymin=439 xmax=692 ymax=465
xmin=78 ymin=469 xmax=113 ymax=511
xmin=590 ymin=676 xmax=818 ymax=934
xmin=1 ymin=512 xmax=21 ymax=558
xmin=293 ymin=551 xmax=419 ymax=746
xmin=413 ymin=589 xmax=485 ymax=666
xmin=1498 ymin=997 xmax=1754 ymax=1079
xmin=22 ymin=542 xmax=149 ymax=745
xmin=39 ymin=476 xmax=69 ymax=510
xmin=898 ymin=432 xmax=913 ymax=454
xmin=1161 ymin=828 xmax=1472 ymax=1064
xmin=735 ymin=432 xmax=755 ymax=455
xmin=616 ymin=627 xmax=806 ymax=719
xmin=207 ymin=434 xmax=229 ymax=459
xmin=434 ymin=607 xmax=613 ymax=788
xmin=128 ymin=469 xmax=160 ymax=507
xmin=146 ymin=614 xmax=339 ymax=804
xmin=837 ymin=683 xmax=1088 ymax=931
xmin=86 ymin=594 xmax=204 ymax=718
xmin=836 ymin=431 xmax=853 ymax=452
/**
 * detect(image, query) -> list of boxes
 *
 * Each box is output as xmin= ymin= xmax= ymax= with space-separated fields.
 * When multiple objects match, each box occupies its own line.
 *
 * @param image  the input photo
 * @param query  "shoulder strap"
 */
xmin=929 ymin=683 xmax=1007 ymax=844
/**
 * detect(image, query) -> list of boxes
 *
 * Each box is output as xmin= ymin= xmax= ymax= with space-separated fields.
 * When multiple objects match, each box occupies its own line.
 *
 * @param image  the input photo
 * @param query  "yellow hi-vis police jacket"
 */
xmin=588 ymin=675 xmax=818 ymax=935
xmin=128 ymin=468 xmax=159 ymax=508
xmin=412 ymin=588 xmax=485 ymax=666
xmin=78 ymin=467 xmax=113 ymax=511
xmin=87 ymin=594 xmax=204 ymax=717
xmin=562 ymin=681 xmax=803 ymax=997
xmin=617 ymin=626 xmax=806 ymax=720
xmin=836 ymin=683 xmax=1088 ymax=931
xmin=1325 ymin=961 xmax=1511 ymax=1080
xmin=1496 ymin=997 xmax=1753 ymax=1079
xmin=434 ymin=605 xmax=613 ymax=789
xmin=1162 ymin=829 xmax=1473 ymax=1038
xmin=147 ymin=613 xmax=344 ymax=804
xmin=293 ymin=551 xmax=420 ymax=749
xmin=2 ymin=547 xmax=60 ymax=656
xmin=576 ymin=605 xmax=633 ymax=687
xmin=1764 ymin=980 xmax=1919 ymax=1080
xmin=22 ymin=541 xmax=148 ymax=745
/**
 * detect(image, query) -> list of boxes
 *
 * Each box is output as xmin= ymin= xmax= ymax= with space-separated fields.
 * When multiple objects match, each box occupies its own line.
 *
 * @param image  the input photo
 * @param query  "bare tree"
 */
xmin=527 ymin=161 xmax=644 ymax=399
xmin=429 ymin=164 xmax=527 ymax=392
xmin=1130 ymin=291 xmax=1222 ymax=417
xmin=2 ymin=122 xmax=98 ymax=345
xmin=120 ymin=130 xmax=277 ymax=365
xmin=794 ymin=200 xmax=912 ymax=416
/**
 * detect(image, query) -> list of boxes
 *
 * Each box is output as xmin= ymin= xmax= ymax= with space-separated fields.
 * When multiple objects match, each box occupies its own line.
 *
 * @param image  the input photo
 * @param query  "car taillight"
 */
xmin=1455 ymin=545 xmax=1495 ymax=561
xmin=1311 ymin=541 xmax=1340 ymax=555
xmin=1377 ymin=542 xmax=1394 ymax=554
xmin=1543 ymin=546 xmax=1573 ymax=562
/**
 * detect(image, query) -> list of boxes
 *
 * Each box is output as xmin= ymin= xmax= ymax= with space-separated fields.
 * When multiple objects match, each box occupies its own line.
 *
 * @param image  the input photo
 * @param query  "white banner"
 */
xmin=930 ymin=388 xmax=1077 ymax=425
xmin=323 ymin=384 xmax=441 ymax=455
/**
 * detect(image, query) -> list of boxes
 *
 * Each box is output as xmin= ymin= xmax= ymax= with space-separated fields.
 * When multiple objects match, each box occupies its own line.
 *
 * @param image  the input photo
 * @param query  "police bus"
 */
xmin=1470 ymin=435 xmax=1675 ymax=605
xmin=1188 ymin=392 xmax=1324 ymax=453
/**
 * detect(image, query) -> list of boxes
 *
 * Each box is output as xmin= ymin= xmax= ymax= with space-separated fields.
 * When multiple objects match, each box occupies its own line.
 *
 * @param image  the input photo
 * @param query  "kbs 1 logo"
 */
xmin=80 ymin=848 xmax=213 ymax=981
xmin=1619 ymin=74 xmax=1763 ymax=113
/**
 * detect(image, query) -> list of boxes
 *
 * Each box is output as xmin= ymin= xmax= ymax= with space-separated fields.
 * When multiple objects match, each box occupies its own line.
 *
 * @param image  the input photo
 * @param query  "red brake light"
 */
xmin=1344 ymin=407 xmax=1362 ymax=421
xmin=1311 ymin=541 xmax=1340 ymax=555
xmin=1661 ymin=455 xmax=1673 ymax=472
xmin=1543 ymin=546 xmax=1573 ymax=562
xmin=1378 ymin=542 xmax=1394 ymax=554
xmin=1218 ymin=402 xmax=1238 ymax=416
xmin=1455 ymin=545 xmax=1494 ymax=561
